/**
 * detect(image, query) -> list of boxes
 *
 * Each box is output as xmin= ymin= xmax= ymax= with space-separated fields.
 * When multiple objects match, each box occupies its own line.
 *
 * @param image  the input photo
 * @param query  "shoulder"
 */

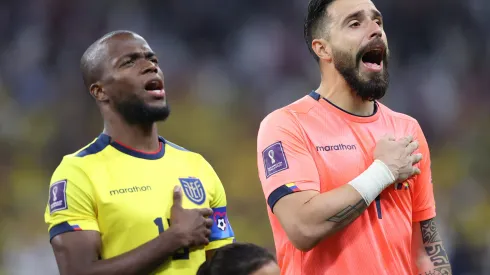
xmin=50 ymin=155 xmax=90 ymax=183
xmin=70 ymin=134 xmax=111 ymax=159
xmin=163 ymin=138 xmax=210 ymax=165
xmin=260 ymin=95 xmax=314 ymax=130
xmin=378 ymin=102 xmax=422 ymax=131
xmin=50 ymin=135 xmax=111 ymax=175
xmin=164 ymin=139 xmax=199 ymax=158
xmin=163 ymin=140 xmax=219 ymax=181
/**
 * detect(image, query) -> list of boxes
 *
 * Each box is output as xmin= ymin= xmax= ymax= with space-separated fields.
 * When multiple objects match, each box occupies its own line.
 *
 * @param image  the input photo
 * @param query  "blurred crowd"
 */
xmin=0 ymin=0 xmax=489 ymax=274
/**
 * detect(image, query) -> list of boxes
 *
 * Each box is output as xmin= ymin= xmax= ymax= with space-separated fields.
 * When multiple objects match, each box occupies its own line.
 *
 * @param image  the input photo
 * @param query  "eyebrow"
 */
xmin=116 ymin=51 xmax=155 ymax=65
xmin=341 ymin=9 xmax=383 ymax=25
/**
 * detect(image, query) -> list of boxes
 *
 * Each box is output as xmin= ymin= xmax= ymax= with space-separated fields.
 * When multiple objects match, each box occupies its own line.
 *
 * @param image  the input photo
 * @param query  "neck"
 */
xmin=103 ymin=113 xmax=160 ymax=152
xmin=317 ymin=67 xmax=375 ymax=116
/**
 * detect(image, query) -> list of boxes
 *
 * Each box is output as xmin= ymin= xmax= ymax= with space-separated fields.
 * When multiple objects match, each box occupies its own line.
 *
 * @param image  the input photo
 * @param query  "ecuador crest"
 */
xmin=179 ymin=177 xmax=206 ymax=205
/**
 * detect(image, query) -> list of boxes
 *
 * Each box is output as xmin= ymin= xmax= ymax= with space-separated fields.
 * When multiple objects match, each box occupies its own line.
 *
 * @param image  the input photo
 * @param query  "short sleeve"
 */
xmin=257 ymin=110 xmax=320 ymax=212
xmin=412 ymin=124 xmax=436 ymax=222
xmin=199 ymin=158 xmax=235 ymax=251
xmin=44 ymin=158 xmax=99 ymax=241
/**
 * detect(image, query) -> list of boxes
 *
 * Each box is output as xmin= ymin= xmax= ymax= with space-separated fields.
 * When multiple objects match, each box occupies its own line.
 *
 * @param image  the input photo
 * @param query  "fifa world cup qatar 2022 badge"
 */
xmin=262 ymin=141 xmax=289 ymax=178
xmin=49 ymin=179 xmax=68 ymax=214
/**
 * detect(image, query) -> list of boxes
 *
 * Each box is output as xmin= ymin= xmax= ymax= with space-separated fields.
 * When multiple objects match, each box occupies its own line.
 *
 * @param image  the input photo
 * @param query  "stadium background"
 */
xmin=0 ymin=0 xmax=489 ymax=274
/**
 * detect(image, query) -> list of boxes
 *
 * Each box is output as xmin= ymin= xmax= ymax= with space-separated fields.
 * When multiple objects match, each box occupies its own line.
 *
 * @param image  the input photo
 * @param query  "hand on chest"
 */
xmin=308 ymin=123 xmax=416 ymax=190
xmin=94 ymin=165 xmax=212 ymax=233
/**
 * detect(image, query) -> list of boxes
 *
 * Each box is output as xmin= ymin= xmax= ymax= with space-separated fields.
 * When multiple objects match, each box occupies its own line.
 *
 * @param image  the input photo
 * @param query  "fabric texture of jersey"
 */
xmin=45 ymin=133 xmax=235 ymax=275
xmin=257 ymin=91 xmax=435 ymax=275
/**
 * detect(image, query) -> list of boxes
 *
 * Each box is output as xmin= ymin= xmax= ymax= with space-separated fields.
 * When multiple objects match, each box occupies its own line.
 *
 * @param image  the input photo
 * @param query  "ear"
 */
xmin=89 ymin=83 xmax=109 ymax=102
xmin=312 ymin=38 xmax=332 ymax=62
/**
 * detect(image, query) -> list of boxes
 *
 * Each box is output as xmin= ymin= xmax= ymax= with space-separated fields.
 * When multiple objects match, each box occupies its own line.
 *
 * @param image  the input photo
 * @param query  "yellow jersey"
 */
xmin=44 ymin=133 xmax=235 ymax=274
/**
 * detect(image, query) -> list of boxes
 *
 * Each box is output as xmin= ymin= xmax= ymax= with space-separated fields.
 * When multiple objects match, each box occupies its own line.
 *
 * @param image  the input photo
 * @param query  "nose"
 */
xmin=368 ymin=21 xmax=382 ymax=40
xmin=142 ymin=61 xmax=158 ymax=75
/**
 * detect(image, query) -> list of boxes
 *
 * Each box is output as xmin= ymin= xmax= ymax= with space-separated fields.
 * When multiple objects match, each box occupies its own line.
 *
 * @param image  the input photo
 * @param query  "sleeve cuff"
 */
xmin=49 ymin=221 xmax=99 ymax=241
xmin=267 ymin=182 xmax=319 ymax=211
xmin=412 ymin=206 xmax=436 ymax=222
xmin=205 ymin=237 xmax=235 ymax=251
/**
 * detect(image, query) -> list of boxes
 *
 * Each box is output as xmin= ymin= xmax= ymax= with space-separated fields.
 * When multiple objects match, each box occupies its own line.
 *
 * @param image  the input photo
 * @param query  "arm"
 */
xmin=51 ymin=228 xmax=183 ymax=275
xmin=272 ymin=185 xmax=368 ymax=251
xmin=257 ymin=112 xmax=394 ymax=252
xmin=201 ymin=157 xmax=235 ymax=257
xmin=45 ymin=160 xmax=187 ymax=275
xmin=411 ymin=124 xmax=451 ymax=274
xmin=412 ymin=219 xmax=452 ymax=275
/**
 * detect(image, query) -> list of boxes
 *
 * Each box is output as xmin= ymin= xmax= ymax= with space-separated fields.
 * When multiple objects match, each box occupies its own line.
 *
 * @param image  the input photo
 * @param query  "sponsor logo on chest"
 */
xmin=109 ymin=185 xmax=152 ymax=196
xmin=316 ymin=143 xmax=357 ymax=152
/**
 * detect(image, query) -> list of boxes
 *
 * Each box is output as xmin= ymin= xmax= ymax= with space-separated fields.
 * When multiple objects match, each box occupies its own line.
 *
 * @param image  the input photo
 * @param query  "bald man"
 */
xmin=44 ymin=30 xmax=235 ymax=275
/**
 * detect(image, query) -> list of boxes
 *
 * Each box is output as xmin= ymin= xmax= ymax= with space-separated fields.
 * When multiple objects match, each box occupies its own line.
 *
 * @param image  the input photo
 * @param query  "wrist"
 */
xmin=161 ymin=226 xmax=188 ymax=250
xmin=348 ymin=160 xmax=396 ymax=205
xmin=375 ymin=159 xmax=397 ymax=181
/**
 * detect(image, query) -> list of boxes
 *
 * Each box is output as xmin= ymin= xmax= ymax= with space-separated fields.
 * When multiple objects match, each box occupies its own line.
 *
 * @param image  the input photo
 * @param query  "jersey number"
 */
xmin=375 ymin=195 xmax=382 ymax=219
xmin=154 ymin=217 xmax=190 ymax=260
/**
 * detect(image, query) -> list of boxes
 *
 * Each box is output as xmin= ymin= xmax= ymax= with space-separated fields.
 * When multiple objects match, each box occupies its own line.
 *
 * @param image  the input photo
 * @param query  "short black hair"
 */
xmin=304 ymin=0 xmax=336 ymax=62
xmin=197 ymin=242 xmax=276 ymax=275
xmin=80 ymin=30 xmax=137 ymax=89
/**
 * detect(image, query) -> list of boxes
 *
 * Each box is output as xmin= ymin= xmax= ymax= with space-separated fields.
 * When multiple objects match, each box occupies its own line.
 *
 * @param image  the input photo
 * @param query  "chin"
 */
xmin=146 ymin=104 xmax=170 ymax=120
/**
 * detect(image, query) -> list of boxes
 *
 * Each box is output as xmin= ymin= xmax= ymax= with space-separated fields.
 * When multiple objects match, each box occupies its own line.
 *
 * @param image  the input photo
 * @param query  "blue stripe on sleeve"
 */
xmin=49 ymin=222 xmax=79 ymax=241
xmin=267 ymin=185 xmax=295 ymax=211
xmin=210 ymin=206 xmax=235 ymax=242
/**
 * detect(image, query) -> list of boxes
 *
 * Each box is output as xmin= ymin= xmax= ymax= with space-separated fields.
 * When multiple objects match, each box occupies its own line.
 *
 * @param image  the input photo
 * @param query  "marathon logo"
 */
xmin=316 ymin=144 xmax=357 ymax=152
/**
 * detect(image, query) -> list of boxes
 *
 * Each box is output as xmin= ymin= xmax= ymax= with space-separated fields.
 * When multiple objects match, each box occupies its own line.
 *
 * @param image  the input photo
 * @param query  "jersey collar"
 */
xmin=309 ymin=90 xmax=380 ymax=123
xmin=98 ymin=134 xmax=166 ymax=160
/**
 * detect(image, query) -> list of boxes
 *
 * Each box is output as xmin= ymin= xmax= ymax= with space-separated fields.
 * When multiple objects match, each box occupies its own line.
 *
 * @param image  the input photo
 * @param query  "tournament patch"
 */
xmin=49 ymin=179 xmax=68 ymax=214
xmin=179 ymin=177 xmax=206 ymax=205
xmin=262 ymin=141 xmax=289 ymax=178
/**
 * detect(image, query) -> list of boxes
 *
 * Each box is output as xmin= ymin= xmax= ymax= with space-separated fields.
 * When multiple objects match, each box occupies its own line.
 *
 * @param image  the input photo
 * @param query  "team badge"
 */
xmin=262 ymin=141 xmax=289 ymax=178
xmin=49 ymin=179 xmax=68 ymax=214
xmin=179 ymin=178 xmax=206 ymax=205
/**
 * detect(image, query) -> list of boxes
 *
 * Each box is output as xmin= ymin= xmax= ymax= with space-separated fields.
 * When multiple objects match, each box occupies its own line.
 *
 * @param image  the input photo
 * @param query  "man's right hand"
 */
xmin=169 ymin=186 xmax=214 ymax=248
xmin=374 ymin=134 xmax=423 ymax=183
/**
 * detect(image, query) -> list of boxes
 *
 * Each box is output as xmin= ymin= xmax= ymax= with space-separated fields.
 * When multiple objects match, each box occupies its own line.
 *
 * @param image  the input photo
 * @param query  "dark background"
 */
xmin=0 ymin=0 xmax=489 ymax=274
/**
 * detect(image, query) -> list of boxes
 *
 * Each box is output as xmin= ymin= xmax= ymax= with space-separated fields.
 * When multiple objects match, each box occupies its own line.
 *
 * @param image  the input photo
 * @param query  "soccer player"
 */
xmin=196 ymin=242 xmax=280 ymax=275
xmin=256 ymin=0 xmax=452 ymax=274
xmin=44 ymin=30 xmax=235 ymax=275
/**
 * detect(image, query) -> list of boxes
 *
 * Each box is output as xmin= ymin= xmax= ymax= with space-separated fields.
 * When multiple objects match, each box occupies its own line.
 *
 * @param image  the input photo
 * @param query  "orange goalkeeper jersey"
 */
xmin=257 ymin=91 xmax=436 ymax=275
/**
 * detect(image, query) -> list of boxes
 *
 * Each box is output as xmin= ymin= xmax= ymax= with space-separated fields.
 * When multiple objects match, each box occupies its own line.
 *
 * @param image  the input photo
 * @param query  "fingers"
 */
xmin=411 ymin=153 xmax=423 ymax=164
xmin=198 ymin=208 xmax=214 ymax=217
xmin=381 ymin=133 xmax=396 ymax=141
xmin=399 ymin=135 xmax=413 ymax=146
xmin=202 ymin=236 xmax=210 ymax=246
xmin=413 ymin=167 xmax=422 ymax=175
xmin=172 ymin=186 xmax=182 ymax=207
xmin=412 ymin=167 xmax=421 ymax=175
xmin=205 ymin=218 xmax=214 ymax=228
xmin=405 ymin=141 xmax=419 ymax=155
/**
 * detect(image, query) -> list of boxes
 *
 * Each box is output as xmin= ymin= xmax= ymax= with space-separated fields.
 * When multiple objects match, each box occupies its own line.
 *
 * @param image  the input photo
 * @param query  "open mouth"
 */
xmin=361 ymin=48 xmax=384 ymax=72
xmin=144 ymin=78 xmax=165 ymax=98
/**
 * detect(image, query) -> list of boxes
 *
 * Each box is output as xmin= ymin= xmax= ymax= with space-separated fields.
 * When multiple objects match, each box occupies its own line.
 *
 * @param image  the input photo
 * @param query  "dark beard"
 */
xmin=332 ymin=44 xmax=389 ymax=101
xmin=114 ymin=94 xmax=170 ymax=125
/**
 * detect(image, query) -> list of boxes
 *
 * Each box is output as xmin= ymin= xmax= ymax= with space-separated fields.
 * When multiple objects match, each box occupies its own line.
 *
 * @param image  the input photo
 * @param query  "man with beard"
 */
xmin=44 ymin=31 xmax=235 ymax=275
xmin=256 ymin=0 xmax=452 ymax=274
